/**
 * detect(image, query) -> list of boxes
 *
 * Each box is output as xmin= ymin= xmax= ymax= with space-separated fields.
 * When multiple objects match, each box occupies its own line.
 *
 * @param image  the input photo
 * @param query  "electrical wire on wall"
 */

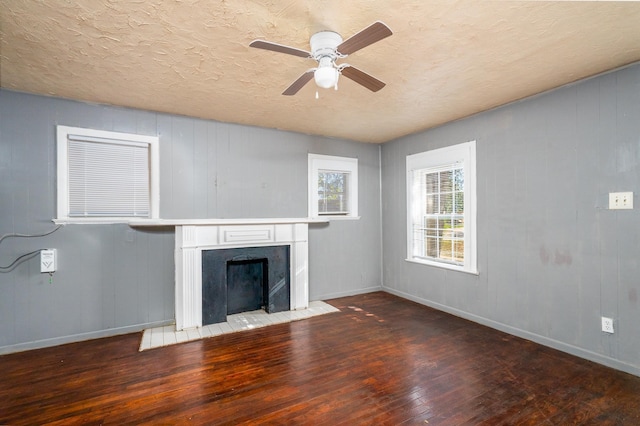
xmin=0 ymin=225 xmax=62 ymax=245
xmin=0 ymin=250 xmax=43 ymax=272
xmin=0 ymin=225 xmax=63 ymax=273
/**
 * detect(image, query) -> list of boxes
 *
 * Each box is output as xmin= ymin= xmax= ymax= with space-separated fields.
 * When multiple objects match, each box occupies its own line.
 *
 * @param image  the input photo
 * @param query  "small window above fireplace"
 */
xmin=308 ymin=154 xmax=359 ymax=219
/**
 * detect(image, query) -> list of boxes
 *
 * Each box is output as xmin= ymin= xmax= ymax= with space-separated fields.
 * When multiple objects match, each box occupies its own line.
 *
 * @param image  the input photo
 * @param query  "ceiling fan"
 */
xmin=249 ymin=21 xmax=392 ymax=96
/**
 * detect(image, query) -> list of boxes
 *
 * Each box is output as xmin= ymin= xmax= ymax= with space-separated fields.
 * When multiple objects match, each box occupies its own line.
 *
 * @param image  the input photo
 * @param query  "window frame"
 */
xmin=308 ymin=154 xmax=359 ymax=219
xmin=406 ymin=141 xmax=477 ymax=274
xmin=56 ymin=125 xmax=160 ymax=224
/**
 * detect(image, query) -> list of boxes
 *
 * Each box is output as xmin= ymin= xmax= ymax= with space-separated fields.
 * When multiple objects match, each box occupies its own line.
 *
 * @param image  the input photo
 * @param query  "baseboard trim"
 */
xmin=313 ymin=285 xmax=382 ymax=302
xmin=383 ymin=286 xmax=640 ymax=378
xmin=0 ymin=320 xmax=174 ymax=356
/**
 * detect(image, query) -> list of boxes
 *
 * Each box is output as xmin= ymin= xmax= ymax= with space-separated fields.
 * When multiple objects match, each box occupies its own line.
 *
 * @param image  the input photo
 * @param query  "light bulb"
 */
xmin=314 ymin=66 xmax=338 ymax=89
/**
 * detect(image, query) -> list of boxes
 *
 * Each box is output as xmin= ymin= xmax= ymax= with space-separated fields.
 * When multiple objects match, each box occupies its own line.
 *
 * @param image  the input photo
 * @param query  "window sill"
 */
xmin=313 ymin=215 xmax=361 ymax=221
xmin=54 ymin=217 xmax=155 ymax=225
xmin=405 ymin=258 xmax=479 ymax=276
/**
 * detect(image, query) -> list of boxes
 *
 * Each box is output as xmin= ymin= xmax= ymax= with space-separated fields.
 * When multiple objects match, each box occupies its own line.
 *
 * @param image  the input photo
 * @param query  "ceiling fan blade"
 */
xmin=341 ymin=65 xmax=386 ymax=92
xmin=249 ymin=40 xmax=311 ymax=58
xmin=337 ymin=21 xmax=392 ymax=55
xmin=283 ymin=69 xmax=316 ymax=96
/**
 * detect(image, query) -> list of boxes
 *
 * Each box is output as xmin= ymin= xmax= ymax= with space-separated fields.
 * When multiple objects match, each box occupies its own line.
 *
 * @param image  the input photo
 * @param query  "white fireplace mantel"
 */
xmin=128 ymin=218 xmax=328 ymax=227
xmin=129 ymin=218 xmax=327 ymax=330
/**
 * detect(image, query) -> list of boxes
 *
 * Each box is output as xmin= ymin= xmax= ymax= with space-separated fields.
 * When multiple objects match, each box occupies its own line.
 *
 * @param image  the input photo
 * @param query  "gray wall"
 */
xmin=381 ymin=62 xmax=640 ymax=376
xmin=3 ymin=62 xmax=638 ymax=375
xmin=0 ymin=90 xmax=382 ymax=353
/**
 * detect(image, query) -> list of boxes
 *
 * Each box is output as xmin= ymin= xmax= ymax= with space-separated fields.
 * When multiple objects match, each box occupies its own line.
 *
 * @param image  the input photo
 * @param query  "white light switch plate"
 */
xmin=609 ymin=192 xmax=633 ymax=210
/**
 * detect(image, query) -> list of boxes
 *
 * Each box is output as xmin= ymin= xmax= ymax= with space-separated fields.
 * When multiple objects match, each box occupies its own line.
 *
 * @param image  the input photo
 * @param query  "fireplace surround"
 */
xmin=129 ymin=218 xmax=324 ymax=331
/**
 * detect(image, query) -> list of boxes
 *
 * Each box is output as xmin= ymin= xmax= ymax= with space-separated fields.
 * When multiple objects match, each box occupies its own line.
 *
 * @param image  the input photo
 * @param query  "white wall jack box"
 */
xmin=40 ymin=249 xmax=57 ymax=273
xmin=609 ymin=192 xmax=633 ymax=210
xmin=601 ymin=317 xmax=614 ymax=334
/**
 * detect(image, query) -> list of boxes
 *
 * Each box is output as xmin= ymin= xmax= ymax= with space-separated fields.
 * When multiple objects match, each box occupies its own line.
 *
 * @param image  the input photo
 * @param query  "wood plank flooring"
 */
xmin=1 ymin=291 xmax=640 ymax=425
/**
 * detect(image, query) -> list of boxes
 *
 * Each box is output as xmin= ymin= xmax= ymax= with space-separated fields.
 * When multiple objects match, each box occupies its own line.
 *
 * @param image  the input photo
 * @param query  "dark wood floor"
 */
xmin=2 ymin=292 xmax=640 ymax=425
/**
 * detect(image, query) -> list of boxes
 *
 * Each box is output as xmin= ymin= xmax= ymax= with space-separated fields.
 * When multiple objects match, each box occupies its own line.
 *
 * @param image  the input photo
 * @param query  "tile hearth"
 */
xmin=139 ymin=301 xmax=339 ymax=351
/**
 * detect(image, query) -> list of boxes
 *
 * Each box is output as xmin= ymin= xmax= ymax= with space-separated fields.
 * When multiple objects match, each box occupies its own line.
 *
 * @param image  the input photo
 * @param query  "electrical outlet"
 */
xmin=609 ymin=192 xmax=634 ymax=210
xmin=601 ymin=317 xmax=614 ymax=334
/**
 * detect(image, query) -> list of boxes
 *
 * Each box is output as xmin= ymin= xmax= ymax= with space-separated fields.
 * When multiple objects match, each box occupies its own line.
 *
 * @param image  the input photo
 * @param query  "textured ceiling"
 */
xmin=2 ymin=1 xmax=640 ymax=143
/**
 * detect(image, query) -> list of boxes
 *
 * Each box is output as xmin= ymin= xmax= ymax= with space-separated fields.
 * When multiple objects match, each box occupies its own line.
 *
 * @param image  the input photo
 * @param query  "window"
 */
xmin=308 ymin=154 xmax=358 ymax=218
xmin=56 ymin=126 xmax=159 ymax=222
xmin=406 ymin=141 xmax=477 ymax=273
xmin=318 ymin=171 xmax=350 ymax=215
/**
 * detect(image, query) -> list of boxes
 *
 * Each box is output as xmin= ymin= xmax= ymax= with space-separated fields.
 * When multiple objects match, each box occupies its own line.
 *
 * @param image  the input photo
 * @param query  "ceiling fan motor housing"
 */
xmin=310 ymin=31 xmax=343 ymax=60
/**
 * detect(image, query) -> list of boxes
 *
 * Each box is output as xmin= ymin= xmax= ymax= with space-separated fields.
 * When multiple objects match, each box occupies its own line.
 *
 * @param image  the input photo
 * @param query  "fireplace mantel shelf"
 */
xmin=128 ymin=217 xmax=329 ymax=227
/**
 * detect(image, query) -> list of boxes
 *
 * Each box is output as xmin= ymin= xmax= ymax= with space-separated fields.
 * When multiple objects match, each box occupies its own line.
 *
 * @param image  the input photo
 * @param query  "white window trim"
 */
xmin=406 ymin=141 xmax=477 ymax=274
xmin=308 ymin=154 xmax=359 ymax=220
xmin=55 ymin=125 xmax=160 ymax=224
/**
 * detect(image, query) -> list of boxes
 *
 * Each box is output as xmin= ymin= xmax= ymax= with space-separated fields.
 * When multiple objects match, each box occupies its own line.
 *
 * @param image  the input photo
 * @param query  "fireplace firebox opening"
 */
xmin=226 ymin=258 xmax=268 ymax=315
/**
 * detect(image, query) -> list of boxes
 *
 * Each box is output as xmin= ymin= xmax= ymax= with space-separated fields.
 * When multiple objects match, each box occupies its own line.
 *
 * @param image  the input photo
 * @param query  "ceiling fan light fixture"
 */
xmin=314 ymin=64 xmax=338 ymax=89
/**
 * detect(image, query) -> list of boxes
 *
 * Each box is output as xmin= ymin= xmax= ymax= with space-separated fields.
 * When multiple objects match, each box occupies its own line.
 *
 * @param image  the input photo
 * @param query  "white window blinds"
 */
xmin=411 ymin=165 xmax=464 ymax=265
xmin=67 ymin=135 xmax=150 ymax=217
